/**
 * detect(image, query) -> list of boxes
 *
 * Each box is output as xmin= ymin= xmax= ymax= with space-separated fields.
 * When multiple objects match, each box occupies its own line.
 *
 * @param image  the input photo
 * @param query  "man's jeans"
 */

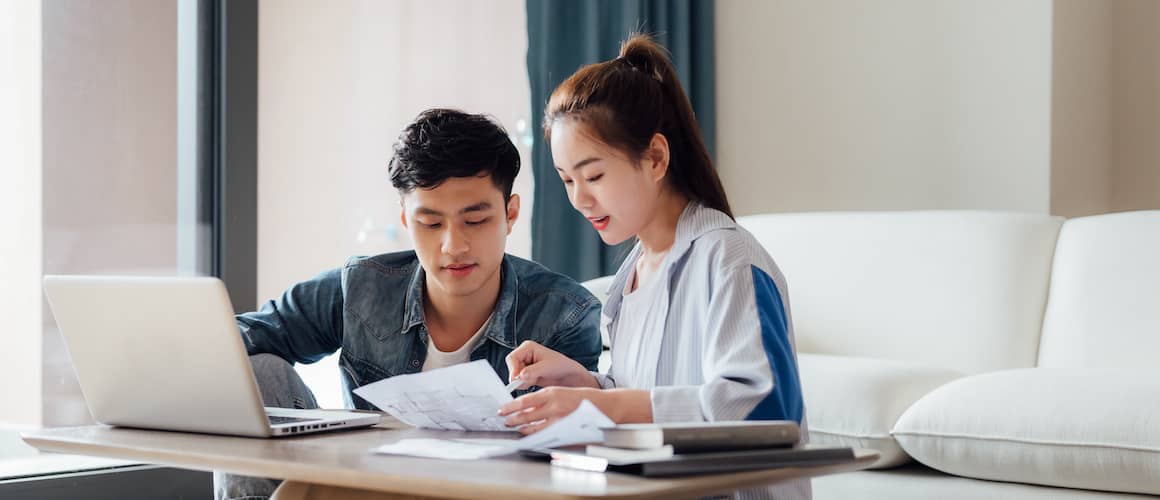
xmin=213 ymin=354 xmax=319 ymax=500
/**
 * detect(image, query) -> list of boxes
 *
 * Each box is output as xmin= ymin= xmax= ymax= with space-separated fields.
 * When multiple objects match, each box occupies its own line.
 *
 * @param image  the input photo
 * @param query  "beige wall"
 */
xmin=716 ymin=0 xmax=1054 ymax=216
xmin=1050 ymin=0 xmax=1114 ymax=217
xmin=1052 ymin=0 xmax=1160 ymax=217
xmin=1109 ymin=0 xmax=1160 ymax=213
xmin=0 ymin=0 xmax=43 ymax=427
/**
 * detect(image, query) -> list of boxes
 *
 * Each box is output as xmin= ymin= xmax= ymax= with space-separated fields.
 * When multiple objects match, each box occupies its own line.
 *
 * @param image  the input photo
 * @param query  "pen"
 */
xmin=504 ymin=377 xmax=523 ymax=393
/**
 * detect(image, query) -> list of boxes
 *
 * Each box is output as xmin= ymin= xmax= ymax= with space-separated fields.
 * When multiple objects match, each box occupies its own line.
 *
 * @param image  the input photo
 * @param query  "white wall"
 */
xmin=258 ymin=0 xmax=533 ymax=304
xmin=0 ymin=0 xmax=43 ymax=427
xmin=258 ymin=0 xmax=532 ymax=408
xmin=716 ymin=0 xmax=1054 ymax=216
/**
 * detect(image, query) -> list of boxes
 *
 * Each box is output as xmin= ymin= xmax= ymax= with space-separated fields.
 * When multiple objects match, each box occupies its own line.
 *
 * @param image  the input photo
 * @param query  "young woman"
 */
xmin=498 ymin=35 xmax=809 ymax=499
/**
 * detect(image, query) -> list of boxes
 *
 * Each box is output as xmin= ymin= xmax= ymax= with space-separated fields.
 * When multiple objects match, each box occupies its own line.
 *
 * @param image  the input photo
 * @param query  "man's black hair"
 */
xmin=388 ymin=108 xmax=520 ymax=200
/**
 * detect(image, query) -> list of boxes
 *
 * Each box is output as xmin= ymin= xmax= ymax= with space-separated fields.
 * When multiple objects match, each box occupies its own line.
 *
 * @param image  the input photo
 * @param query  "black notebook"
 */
xmin=522 ymin=446 xmax=856 ymax=477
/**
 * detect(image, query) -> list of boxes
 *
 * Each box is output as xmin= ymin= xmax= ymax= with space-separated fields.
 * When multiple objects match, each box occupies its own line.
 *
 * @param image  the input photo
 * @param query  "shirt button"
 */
xmin=410 ymin=359 xmax=420 ymax=368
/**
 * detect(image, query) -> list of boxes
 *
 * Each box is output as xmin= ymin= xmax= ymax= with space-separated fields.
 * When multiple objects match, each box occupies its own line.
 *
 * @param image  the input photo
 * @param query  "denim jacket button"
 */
xmin=410 ymin=359 xmax=420 ymax=368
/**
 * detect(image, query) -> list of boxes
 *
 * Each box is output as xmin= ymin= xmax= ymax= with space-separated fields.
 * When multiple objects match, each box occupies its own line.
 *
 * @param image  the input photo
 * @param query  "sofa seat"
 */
xmin=814 ymin=463 xmax=1155 ymax=500
xmin=798 ymin=353 xmax=962 ymax=467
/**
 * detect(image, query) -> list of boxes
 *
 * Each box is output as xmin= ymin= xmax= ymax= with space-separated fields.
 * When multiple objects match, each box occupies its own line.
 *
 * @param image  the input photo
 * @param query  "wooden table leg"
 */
xmin=271 ymin=480 xmax=443 ymax=500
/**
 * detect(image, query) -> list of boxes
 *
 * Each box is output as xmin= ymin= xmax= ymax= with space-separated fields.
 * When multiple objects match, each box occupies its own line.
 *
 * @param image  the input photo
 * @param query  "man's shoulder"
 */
xmin=343 ymin=251 xmax=420 ymax=277
xmin=507 ymin=254 xmax=592 ymax=295
xmin=505 ymin=254 xmax=598 ymax=310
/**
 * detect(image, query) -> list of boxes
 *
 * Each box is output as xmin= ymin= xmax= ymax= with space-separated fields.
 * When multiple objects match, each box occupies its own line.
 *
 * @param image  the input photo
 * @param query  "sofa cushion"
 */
xmin=799 ymin=354 xmax=962 ymax=468
xmin=1037 ymin=211 xmax=1160 ymax=369
xmin=893 ymin=368 xmax=1160 ymax=495
xmin=738 ymin=211 xmax=1062 ymax=374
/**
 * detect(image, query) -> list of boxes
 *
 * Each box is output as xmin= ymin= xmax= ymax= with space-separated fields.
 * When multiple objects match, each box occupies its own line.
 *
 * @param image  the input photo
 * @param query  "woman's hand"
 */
xmin=498 ymin=388 xmax=654 ymax=435
xmin=498 ymin=386 xmax=600 ymax=434
xmin=505 ymin=340 xmax=599 ymax=389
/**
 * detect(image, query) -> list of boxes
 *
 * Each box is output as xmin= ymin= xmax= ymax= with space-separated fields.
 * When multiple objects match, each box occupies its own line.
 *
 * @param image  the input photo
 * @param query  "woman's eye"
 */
xmin=585 ymin=174 xmax=603 ymax=183
xmin=562 ymin=178 xmax=574 ymax=185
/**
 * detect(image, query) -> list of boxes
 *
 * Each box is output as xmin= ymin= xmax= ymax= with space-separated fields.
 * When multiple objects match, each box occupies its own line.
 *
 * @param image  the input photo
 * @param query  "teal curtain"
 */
xmin=527 ymin=0 xmax=715 ymax=282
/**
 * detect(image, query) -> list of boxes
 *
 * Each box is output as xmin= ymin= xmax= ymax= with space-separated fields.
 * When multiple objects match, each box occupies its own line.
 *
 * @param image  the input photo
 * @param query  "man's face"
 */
xmin=400 ymin=174 xmax=519 ymax=301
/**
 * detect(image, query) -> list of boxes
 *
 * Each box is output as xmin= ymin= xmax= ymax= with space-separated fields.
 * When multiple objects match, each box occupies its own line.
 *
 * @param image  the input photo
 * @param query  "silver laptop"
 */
xmin=42 ymin=275 xmax=381 ymax=437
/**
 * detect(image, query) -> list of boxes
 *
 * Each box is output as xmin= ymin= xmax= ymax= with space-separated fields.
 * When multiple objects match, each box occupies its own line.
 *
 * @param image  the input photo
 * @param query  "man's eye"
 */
xmin=466 ymin=218 xmax=490 ymax=226
xmin=585 ymin=174 xmax=603 ymax=183
xmin=421 ymin=222 xmax=442 ymax=229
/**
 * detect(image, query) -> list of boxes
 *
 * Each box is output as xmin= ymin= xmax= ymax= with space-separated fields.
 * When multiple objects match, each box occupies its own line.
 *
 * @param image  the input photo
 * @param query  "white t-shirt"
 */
xmin=609 ymin=262 xmax=667 ymax=390
xmin=421 ymin=314 xmax=492 ymax=372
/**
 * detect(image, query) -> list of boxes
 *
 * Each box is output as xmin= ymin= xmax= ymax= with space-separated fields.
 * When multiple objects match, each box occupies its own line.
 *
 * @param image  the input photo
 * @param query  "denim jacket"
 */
xmin=237 ymin=251 xmax=603 ymax=409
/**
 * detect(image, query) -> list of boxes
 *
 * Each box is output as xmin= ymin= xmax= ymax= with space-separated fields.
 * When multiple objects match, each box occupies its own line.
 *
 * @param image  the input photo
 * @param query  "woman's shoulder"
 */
xmin=687 ymin=219 xmax=771 ymax=263
xmin=683 ymin=221 xmax=786 ymax=286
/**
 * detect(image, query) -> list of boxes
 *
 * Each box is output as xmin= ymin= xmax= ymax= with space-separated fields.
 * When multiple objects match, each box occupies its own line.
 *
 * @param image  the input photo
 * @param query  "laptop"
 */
xmin=42 ymin=275 xmax=381 ymax=438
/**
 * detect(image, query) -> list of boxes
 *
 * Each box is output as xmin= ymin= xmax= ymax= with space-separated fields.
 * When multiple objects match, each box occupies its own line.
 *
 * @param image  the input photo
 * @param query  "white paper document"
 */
xmin=353 ymin=360 xmax=514 ymax=431
xmin=373 ymin=399 xmax=615 ymax=460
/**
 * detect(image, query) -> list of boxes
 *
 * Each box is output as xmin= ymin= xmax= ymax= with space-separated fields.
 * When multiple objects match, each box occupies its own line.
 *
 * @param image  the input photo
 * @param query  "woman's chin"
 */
xmin=597 ymin=230 xmax=631 ymax=246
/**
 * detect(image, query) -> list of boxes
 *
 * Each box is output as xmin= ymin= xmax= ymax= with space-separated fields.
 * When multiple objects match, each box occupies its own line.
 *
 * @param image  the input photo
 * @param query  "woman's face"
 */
xmin=549 ymin=120 xmax=665 ymax=245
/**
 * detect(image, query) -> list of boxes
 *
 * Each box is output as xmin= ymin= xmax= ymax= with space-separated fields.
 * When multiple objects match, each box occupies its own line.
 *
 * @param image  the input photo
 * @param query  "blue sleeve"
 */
xmin=236 ymin=268 xmax=344 ymax=364
xmin=746 ymin=266 xmax=804 ymax=423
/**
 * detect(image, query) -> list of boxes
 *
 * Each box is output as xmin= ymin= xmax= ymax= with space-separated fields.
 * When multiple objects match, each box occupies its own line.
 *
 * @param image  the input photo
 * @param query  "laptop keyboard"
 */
xmin=268 ymin=415 xmax=321 ymax=425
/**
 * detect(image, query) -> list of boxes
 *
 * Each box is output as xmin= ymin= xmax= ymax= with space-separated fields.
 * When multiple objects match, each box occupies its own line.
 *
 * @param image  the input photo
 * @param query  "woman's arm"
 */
xmin=652 ymin=262 xmax=804 ymax=423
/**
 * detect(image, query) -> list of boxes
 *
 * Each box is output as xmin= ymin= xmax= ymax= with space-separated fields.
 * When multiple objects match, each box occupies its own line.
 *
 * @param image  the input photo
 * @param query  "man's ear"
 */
xmin=398 ymin=200 xmax=409 ymax=230
xmin=646 ymin=132 xmax=671 ymax=184
xmin=505 ymin=194 xmax=521 ymax=235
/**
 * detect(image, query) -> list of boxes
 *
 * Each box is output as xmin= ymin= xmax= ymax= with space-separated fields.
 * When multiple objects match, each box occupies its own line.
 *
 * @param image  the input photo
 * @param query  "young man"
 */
xmin=216 ymin=109 xmax=603 ymax=500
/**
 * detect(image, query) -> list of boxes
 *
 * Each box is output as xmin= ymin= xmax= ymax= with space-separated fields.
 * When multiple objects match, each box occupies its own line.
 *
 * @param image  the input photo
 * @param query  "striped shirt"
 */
xmin=596 ymin=202 xmax=810 ymax=500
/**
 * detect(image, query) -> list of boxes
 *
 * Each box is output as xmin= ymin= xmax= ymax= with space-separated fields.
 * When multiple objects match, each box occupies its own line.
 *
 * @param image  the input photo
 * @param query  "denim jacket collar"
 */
xmin=398 ymin=256 xmax=520 ymax=349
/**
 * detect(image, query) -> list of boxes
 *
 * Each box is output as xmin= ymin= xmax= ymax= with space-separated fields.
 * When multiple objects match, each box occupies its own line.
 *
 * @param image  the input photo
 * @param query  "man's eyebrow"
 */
xmin=460 ymin=201 xmax=492 ymax=214
xmin=412 ymin=202 xmax=493 ymax=217
xmin=554 ymin=157 xmax=600 ymax=173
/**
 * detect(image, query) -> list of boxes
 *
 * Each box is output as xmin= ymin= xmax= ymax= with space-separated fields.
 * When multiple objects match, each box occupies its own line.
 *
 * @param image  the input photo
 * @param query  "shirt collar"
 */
xmin=399 ymin=256 xmax=520 ymax=349
xmin=604 ymin=202 xmax=735 ymax=314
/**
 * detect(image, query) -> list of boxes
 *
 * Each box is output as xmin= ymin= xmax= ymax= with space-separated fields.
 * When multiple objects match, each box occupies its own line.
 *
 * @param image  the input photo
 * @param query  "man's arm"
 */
xmin=236 ymin=268 xmax=344 ymax=364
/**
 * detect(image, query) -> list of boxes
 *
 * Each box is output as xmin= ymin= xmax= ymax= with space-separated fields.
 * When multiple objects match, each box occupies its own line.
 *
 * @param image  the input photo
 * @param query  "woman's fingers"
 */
xmin=516 ymin=418 xmax=556 ymax=435
xmin=504 ymin=340 xmax=542 ymax=382
xmin=503 ymin=400 xmax=558 ymax=428
xmin=498 ymin=388 xmax=544 ymax=417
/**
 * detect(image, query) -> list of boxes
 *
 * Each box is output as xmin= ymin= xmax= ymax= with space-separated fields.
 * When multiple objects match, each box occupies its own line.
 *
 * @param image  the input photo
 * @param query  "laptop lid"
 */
xmin=43 ymin=275 xmax=274 ymax=437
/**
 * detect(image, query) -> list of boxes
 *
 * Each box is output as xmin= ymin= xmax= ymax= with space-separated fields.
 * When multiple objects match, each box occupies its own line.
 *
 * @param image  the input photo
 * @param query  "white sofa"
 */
xmin=583 ymin=210 xmax=1160 ymax=499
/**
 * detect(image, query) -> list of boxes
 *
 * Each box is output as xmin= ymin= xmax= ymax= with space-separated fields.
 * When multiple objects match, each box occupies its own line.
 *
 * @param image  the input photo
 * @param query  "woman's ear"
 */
xmin=645 ymin=132 xmax=671 ymax=183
